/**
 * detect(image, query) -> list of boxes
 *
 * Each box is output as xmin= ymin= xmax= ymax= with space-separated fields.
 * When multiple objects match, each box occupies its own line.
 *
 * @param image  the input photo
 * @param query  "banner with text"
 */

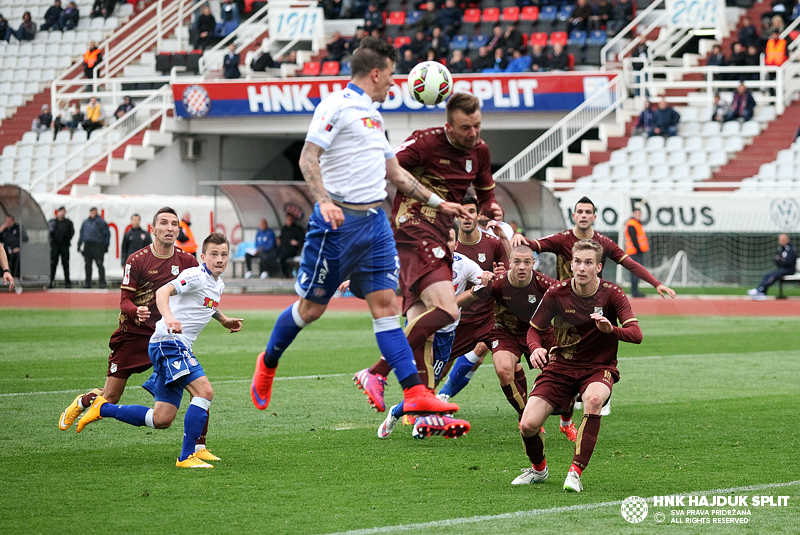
xmin=172 ymin=73 xmax=615 ymax=118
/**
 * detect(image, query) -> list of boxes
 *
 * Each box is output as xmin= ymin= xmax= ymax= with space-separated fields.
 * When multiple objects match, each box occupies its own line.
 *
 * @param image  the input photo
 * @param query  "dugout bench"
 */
xmin=777 ymin=259 xmax=800 ymax=299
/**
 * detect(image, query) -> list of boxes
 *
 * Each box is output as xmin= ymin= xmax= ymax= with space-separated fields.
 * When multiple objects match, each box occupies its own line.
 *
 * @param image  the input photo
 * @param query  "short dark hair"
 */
xmin=202 ymin=232 xmax=230 ymax=254
xmin=572 ymin=239 xmax=603 ymax=263
xmin=131 ymin=213 xmax=140 ymax=219
xmin=152 ymin=206 xmax=178 ymax=227
xmin=446 ymin=93 xmax=480 ymax=124
xmin=461 ymin=195 xmax=478 ymax=208
xmin=511 ymin=244 xmax=533 ymax=258
xmin=574 ymin=196 xmax=596 ymax=214
xmin=350 ymin=36 xmax=398 ymax=79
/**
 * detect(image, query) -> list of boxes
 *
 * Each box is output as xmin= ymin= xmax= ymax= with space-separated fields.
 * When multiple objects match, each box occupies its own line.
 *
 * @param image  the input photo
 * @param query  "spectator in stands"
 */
xmin=53 ymin=100 xmax=75 ymax=131
xmin=323 ymin=0 xmax=343 ymax=19
xmin=448 ymin=49 xmax=470 ymax=73
xmin=748 ymin=234 xmax=797 ymax=300
xmin=413 ymin=1 xmax=439 ymax=34
xmin=8 ymin=11 xmax=35 ymax=41
xmin=505 ymin=49 xmax=531 ymax=72
xmin=711 ymin=93 xmax=731 ymax=122
xmin=58 ymin=1 xmax=79 ymax=31
xmin=345 ymin=27 xmax=366 ymax=54
xmin=503 ymin=23 xmax=524 ymax=55
xmin=363 ymin=2 xmax=384 ymax=32
xmin=223 ymin=43 xmax=241 ymax=79
xmin=277 ymin=204 xmax=305 ymax=279
xmin=82 ymin=96 xmax=105 ymax=134
xmin=323 ymin=31 xmax=348 ymax=62
xmin=90 ymin=0 xmax=114 ymax=19
xmin=250 ymin=48 xmax=276 ymax=71
xmin=483 ymin=47 xmax=509 ymax=72
xmin=473 ymin=46 xmax=494 ymax=72
xmin=607 ymin=0 xmax=633 ymax=36
xmin=0 ymin=14 xmax=8 ymax=43
xmin=570 ymin=0 xmax=593 ymax=32
xmin=114 ymin=96 xmax=134 ymax=120
xmin=765 ymin=29 xmax=787 ymax=66
xmin=409 ymin=29 xmax=430 ymax=58
xmin=437 ymin=0 xmax=462 ymax=37
xmin=83 ymin=41 xmax=103 ymax=87
xmin=32 ymin=104 xmax=53 ymax=135
xmin=706 ymin=44 xmax=727 ymax=81
xmin=549 ymin=42 xmax=570 ymax=71
xmin=744 ymin=44 xmax=761 ymax=80
xmin=531 ymin=44 xmax=549 ymax=71
xmin=429 ymin=27 xmax=450 ymax=59
xmin=244 ymin=219 xmax=279 ymax=279
xmin=0 ymin=215 xmax=24 ymax=279
xmin=650 ymin=99 xmax=680 ymax=137
xmin=725 ymin=82 xmax=756 ymax=122
xmin=77 ymin=207 xmax=110 ymax=288
xmin=738 ymin=17 xmax=759 ymax=49
xmin=633 ymin=99 xmax=655 ymax=135
xmin=41 ymin=0 xmax=64 ymax=31
xmin=590 ymin=0 xmax=612 ymax=32
xmin=120 ymin=213 xmax=151 ymax=266
xmin=730 ymin=41 xmax=747 ymax=72
xmin=48 ymin=206 xmax=74 ymax=288
xmin=768 ymin=14 xmax=785 ymax=36
xmin=487 ymin=24 xmax=505 ymax=51
xmin=194 ymin=6 xmax=216 ymax=51
xmin=220 ymin=0 xmax=240 ymax=23
xmin=396 ymin=48 xmax=418 ymax=74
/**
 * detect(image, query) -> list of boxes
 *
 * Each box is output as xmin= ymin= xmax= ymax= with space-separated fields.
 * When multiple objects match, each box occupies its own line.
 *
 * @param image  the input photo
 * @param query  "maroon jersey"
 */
xmin=532 ymin=229 xmax=661 ymax=287
xmin=115 ymin=245 xmax=198 ymax=338
xmin=456 ymin=231 xmax=508 ymax=321
xmin=392 ymin=128 xmax=496 ymax=244
xmin=529 ymin=278 xmax=641 ymax=369
xmin=473 ymin=271 xmax=557 ymax=335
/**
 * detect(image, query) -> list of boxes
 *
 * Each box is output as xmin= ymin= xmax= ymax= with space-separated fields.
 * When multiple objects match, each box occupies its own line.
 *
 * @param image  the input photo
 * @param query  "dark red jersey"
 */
xmin=473 ymin=271 xmax=557 ymax=335
xmin=116 ymin=245 xmax=198 ymax=338
xmin=529 ymin=278 xmax=641 ymax=369
xmin=455 ymin=231 xmax=508 ymax=321
xmin=392 ymin=128 xmax=496 ymax=244
xmin=532 ymin=229 xmax=661 ymax=287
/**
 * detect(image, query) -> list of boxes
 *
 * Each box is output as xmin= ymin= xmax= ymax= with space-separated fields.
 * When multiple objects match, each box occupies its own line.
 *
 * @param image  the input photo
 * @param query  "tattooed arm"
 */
xmin=385 ymin=157 xmax=470 ymax=219
xmin=299 ymin=141 xmax=344 ymax=229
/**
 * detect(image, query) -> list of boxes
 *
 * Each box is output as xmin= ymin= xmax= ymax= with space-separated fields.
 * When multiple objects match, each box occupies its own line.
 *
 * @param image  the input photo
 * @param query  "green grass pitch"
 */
xmin=1 ymin=309 xmax=799 ymax=534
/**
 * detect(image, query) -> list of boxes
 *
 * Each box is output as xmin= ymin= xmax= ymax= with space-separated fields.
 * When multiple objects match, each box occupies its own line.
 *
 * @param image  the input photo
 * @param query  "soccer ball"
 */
xmin=407 ymin=61 xmax=453 ymax=106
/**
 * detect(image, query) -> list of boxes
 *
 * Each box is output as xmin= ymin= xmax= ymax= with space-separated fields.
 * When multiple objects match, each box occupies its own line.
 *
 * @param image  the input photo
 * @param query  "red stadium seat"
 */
xmin=529 ymin=32 xmax=548 ymax=47
xmin=387 ymin=11 xmax=406 ymax=26
xmin=568 ymin=53 xmax=575 ymax=70
xmin=463 ymin=8 xmax=480 ymax=23
xmin=321 ymin=61 xmax=340 ymax=76
xmin=520 ymin=6 xmax=539 ymax=21
xmin=520 ymin=33 xmax=528 ymax=48
xmin=394 ymin=36 xmax=412 ymax=48
xmin=550 ymin=31 xmax=568 ymax=46
xmin=501 ymin=6 xmax=520 ymax=22
xmin=482 ymin=7 xmax=500 ymax=22
xmin=301 ymin=61 xmax=321 ymax=76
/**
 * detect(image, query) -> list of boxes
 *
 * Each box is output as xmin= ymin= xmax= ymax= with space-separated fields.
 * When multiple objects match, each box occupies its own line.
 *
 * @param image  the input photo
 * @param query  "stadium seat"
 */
xmin=679 ymin=121 xmax=701 ymax=136
xmin=406 ymin=10 xmax=422 ymax=26
xmin=300 ymin=61 xmax=321 ymax=76
xmin=550 ymin=31 xmax=568 ymax=47
xmin=501 ymin=6 xmax=520 ymax=22
xmin=482 ymin=7 xmax=500 ymax=23
xmin=450 ymin=34 xmax=469 ymax=50
xmin=626 ymin=135 xmax=645 ymax=151
xmin=700 ymin=121 xmax=721 ymax=137
xmin=648 ymin=150 xmax=667 ymax=166
xmin=691 ymin=164 xmax=711 ymax=180
xmin=587 ymin=30 xmax=607 ymax=46
xmin=724 ymin=136 xmax=744 ymax=153
xmin=568 ymin=30 xmax=587 ymax=45
xmin=321 ymin=61 xmax=340 ymax=76
xmin=557 ymin=5 xmax=574 ymax=21
xmin=529 ymin=32 xmax=548 ymax=47
xmin=687 ymin=150 xmax=707 ymax=166
xmin=171 ymin=52 xmax=187 ymax=70
xmin=708 ymin=151 xmax=728 ymax=167
xmin=394 ymin=36 xmax=411 ymax=49
xmin=156 ymin=53 xmax=172 ymax=74
xmin=187 ymin=51 xmax=203 ymax=74
xmin=705 ymin=136 xmax=724 ymax=152
xmin=340 ymin=58 xmax=352 ymax=76
xmin=386 ymin=11 xmax=405 ymax=26
xmin=664 ymin=136 xmax=684 ymax=153
xmin=628 ymin=151 xmax=647 ymax=165
xmin=463 ymin=8 xmax=481 ymax=23
xmin=470 ymin=34 xmax=489 ymax=49
xmin=645 ymin=135 xmax=665 ymax=152
xmin=609 ymin=151 xmax=627 ymax=165
xmin=741 ymin=120 xmax=760 ymax=138
xmin=667 ymin=151 xmax=687 ymax=166
xmin=538 ymin=5 xmax=557 ymax=31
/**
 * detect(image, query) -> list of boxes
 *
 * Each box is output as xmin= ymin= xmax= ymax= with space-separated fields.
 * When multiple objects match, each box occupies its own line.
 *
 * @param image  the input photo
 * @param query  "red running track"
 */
xmin=1 ymin=291 xmax=799 ymax=316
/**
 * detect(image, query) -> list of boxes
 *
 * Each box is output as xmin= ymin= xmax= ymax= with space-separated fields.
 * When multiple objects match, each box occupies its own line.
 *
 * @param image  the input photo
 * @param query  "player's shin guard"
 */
xmin=265 ymin=301 xmax=308 ymax=367
xmin=373 ymin=316 xmax=418 ymax=385
xmin=99 ymin=403 xmax=153 ymax=427
xmin=521 ymin=427 xmax=546 ymax=465
xmin=501 ymin=382 xmax=527 ymax=416
xmin=404 ymin=307 xmax=455 ymax=352
xmin=572 ymin=414 xmax=601 ymax=470
xmin=180 ymin=398 xmax=211 ymax=462
xmin=438 ymin=353 xmax=477 ymax=398
xmin=196 ymin=408 xmax=209 ymax=447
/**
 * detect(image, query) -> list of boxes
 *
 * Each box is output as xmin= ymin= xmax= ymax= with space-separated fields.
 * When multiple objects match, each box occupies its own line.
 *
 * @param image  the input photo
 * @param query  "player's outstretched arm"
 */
xmin=299 ymin=141 xmax=344 ymax=229
xmin=385 ymin=157 xmax=470 ymax=219
xmin=655 ymin=284 xmax=676 ymax=299
xmin=155 ymin=284 xmax=182 ymax=334
xmin=212 ymin=309 xmax=243 ymax=333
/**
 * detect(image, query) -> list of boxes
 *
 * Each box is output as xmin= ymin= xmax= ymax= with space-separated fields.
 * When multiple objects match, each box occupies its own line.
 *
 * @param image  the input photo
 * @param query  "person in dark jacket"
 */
xmin=749 ymin=234 xmax=797 ymax=299
xmin=531 ymin=44 xmax=549 ymax=71
xmin=725 ymin=82 xmax=756 ymax=122
xmin=223 ymin=43 xmax=241 ymax=79
xmin=48 ymin=206 xmax=74 ymax=288
xmin=738 ymin=17 xmax=759 ymax=49
xmin=634 ymin=99 xmax=655 ymax=134
xmin=0 ymin=215 xmax=26 ymax=278
xmin=41 ymin=0 xmax=64 ymax=31
xmin=472 ymin=46 xmax=494 ymax=72
xmin=120 ymin=213 xmax=152 ymax=266
xmin=77 ymin=207 xmax=110 ymax=288
xmin=549 ymin=42 xmax=570 ymax=71
xmin=277 ymin=205 xmax=305 ymax=278
xmin=437 ymin=0 xmax=461 ymax=37
xmin=0 ymin=14 xmax=9 ymax=43
xmin=90 ymin=0 xmax=114 ymax=19
xmin=8 ymin=11 xmax=35 ymax=41
xmin=114 ymin=96 xmax=134 ymax=119
xmin=448 ymin=49 xmax=470 ymax=73
xmin=194 ymin=5 xmax=216 ymax=50
xmin=649 ymin=99 xmax=680 ymax=137
xmin=59 ymin=1 xmax=80 ymax=30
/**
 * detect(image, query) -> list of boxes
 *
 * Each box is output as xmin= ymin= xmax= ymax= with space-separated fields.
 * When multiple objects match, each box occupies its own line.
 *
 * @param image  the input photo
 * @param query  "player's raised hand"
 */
xmin=529 ymin=347 xmax=549 ymax=369
xmin=318 ymin=200 xmax=345 ymax=230
xmin=166 ymin=318 xmax=182 ymax=334
xmin=493 ymin=261 xmax=506 ymax=279
xmin=487 ymin=202 xmax=503 ymax=221
xmin=590 ymin=313 xmax=613 ymax=333
xmin=656 ymin=284 xmax=677 ymax=299
xmin=136 ymin=305 xmax=151 ymax=322
xmin=510 ymin=233 xmax=529 ymax=248
xmin=3 ymin=271 xmax=14 ymax=292
xmin=479 ymin=270 xmax=494 ymax=286
xmin=438 ymin=201 xmax=470 ymax=219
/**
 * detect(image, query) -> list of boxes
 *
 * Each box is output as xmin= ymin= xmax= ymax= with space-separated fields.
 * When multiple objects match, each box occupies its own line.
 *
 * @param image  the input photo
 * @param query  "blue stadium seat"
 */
xmin=568 ymin=30 xmax=587 ymax=45
xmin=588 ymin=30 xmax=607 ymax=45
xmin=406 ymin=10 xmax=422 ymax=27
xmin=538 ymin=5 xmax=557 ymax=21
xmin=450 ymin=34 xmax=469 ymax=50
xmin=223 ymin=20 xmax=239 ymax=36
xmin=557 ymin=5 xmax=573 ymax=21
xmin=340 ymin=58 xmax=352 ymax=75
xmin=470 ymin=34 xmax=489 ymax=49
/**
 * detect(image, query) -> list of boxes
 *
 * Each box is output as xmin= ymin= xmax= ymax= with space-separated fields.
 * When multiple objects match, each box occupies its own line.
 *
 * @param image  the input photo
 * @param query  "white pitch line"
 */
xmin=319 ymin=480 xmax=800 ymax=535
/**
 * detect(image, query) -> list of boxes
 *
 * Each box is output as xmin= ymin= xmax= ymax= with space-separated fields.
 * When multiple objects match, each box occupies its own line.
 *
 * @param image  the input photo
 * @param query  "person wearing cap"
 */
xmin=114 ymin=96 xmax=134 ymax=120
xmin=277 ymin=205 xmax=305 ymax=278
xmin=48 ymin=206 xmax=75 ymax=288
xmin=78 ymin=207 xmax=110 ymax=289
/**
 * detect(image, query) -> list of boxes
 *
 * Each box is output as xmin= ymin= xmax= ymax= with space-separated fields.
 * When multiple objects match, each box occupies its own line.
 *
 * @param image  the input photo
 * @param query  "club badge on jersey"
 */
xmin=171 ymin=265 xmax=179 ymax=275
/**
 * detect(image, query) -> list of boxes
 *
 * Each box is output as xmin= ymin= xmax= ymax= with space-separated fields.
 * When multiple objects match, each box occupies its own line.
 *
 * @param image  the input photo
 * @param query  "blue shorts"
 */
xmin=142 ymin=340 xmax=206 ymax=408
xmin=295 ymin=204 xmax=399 ymax=304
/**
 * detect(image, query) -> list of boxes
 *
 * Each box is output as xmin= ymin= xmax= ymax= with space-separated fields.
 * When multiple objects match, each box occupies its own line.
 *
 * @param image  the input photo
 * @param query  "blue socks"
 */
xmin=439 ymin=353 xmax=477 ymax=399
xmin=266 ymin=301 xmax=308 ymax=367
xmin=373 ymin=315 xmax=418 ymax=384
xmin=180 ymin=398 xmax=211 ymax=461
xmin=100 ymin=403 xmax=152 ymax=427
xmin=391 ymin=402 xmax=406 ymax=418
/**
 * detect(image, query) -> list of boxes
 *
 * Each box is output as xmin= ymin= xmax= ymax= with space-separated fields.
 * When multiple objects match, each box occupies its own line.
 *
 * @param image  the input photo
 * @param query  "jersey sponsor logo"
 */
xmin=122 ymin=264 xmax=131 ymax=285
xmin=361 ymin=117 xmax=383 ymax=132
xmin=180 ymin=279 xmax=187 ymax=286
xmin=300 ymin=273 xmax=309 ymax=285
xmin=148 ymin=270 xmax=159 ymax=274
xmin=465 ymin=159 xmax=473 ymax=172
xmin=317 ymin=258 xmax=329 ymax=285
xmin=439 ymin=159 xmax=450 ymax=164
xmin=565 ymin=309 xmax=576 ymax=313
xmin=478 ymin=253 xmax=486 ymax=262
xmin=171 ymin=265 xmax=179 ymax=275
xmin=202 ymin=297 xmax=220 ymax=309
xmin=594 ymin=306 xmax=604 ymax=315
xmin=528 ymin=295 xmax=537 ymax=303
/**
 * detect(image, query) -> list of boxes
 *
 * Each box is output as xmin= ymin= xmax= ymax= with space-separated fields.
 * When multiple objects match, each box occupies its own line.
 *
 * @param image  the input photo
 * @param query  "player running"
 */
xmin=512 ymin=239 xmax=642 ymax=491
xmin=76 ymin=233 xmax=243 ymax=469
xmin=59 ymin=207 xmax=240 ymax=461
xmin=250 ymin=37 xmax=467 ymax=418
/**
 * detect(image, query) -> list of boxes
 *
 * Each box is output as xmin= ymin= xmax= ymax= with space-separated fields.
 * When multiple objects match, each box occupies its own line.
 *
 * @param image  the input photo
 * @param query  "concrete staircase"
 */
xmin=0 ymin=89 xmax=51 ymax=150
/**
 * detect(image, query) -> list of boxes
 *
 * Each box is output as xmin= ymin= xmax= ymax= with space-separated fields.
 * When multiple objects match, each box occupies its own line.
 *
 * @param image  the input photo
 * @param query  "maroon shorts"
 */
xmin=396 ymin=235 xmax=453 ymax=315
xmin=107 ymin=331 xmax=153 ymax=379
xmin=489 ymin=328 xmax=529 ymax=360
xmin=450 ymin=312 xmax=495 ymax=361
xmin=530 ymin=365 xmax=619 ymax=415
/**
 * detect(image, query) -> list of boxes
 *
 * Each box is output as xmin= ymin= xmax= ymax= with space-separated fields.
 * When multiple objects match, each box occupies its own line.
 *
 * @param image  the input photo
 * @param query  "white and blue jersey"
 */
xmin=296 ymin=83 xmax=399 ymax=304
